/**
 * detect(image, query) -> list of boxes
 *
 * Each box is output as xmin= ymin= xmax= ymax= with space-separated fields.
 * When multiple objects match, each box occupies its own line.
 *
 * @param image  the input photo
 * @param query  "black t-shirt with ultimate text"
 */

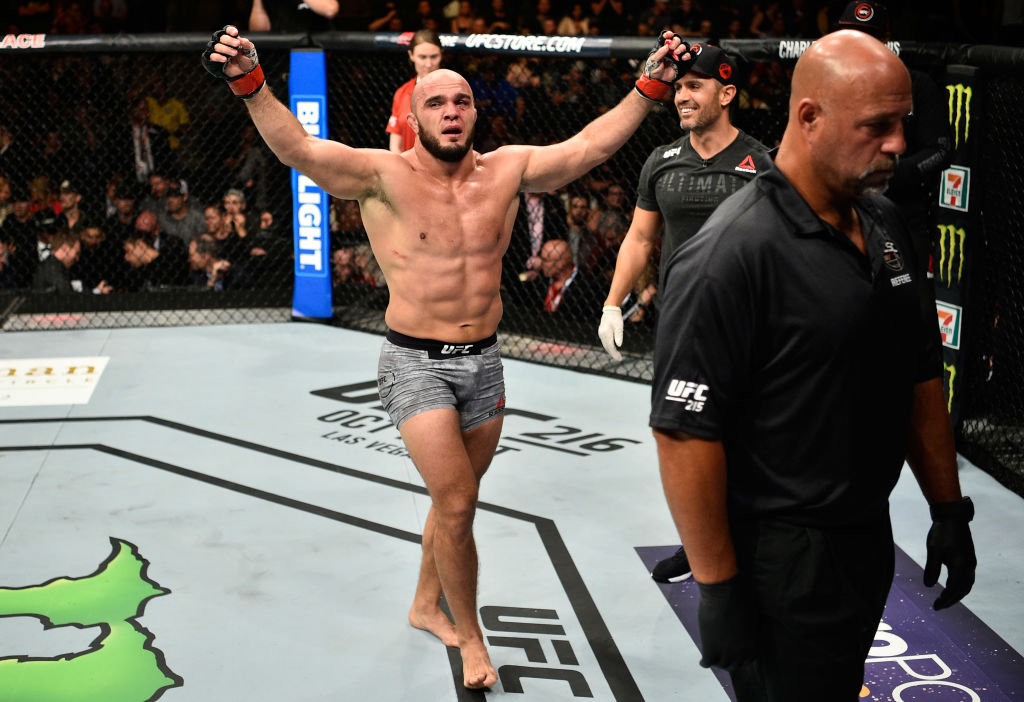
xmin=650 ymin=167 xmax=942 ymax=527
xmin=635 ymin=129 xmax=772 ymax=294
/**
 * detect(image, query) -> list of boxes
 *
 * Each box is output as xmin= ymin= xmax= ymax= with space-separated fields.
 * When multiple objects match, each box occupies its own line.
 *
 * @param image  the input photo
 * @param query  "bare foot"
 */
xmin=409 ymin=606 xmax=459 ymax=648
xmin=460 ymin=640 xmax=498 ymax=689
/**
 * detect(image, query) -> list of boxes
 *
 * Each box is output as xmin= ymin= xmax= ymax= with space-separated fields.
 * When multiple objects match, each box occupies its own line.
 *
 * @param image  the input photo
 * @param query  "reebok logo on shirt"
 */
xmin=665 ymin=379 xmax=709 ymax=412
xmin=734 ymin=154 xmax=758 ymax=173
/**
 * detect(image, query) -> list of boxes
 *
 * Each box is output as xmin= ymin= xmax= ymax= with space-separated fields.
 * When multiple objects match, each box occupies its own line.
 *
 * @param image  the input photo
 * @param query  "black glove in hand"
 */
xmin=697 ymin=576 xmax=756 ymax=670
xmin=201 ymin=26 xmax=265 ymax=100
xmin=635 ymin=30 xmax=692 ymax=102
xmin=923 ymin=497 xmax=977 ymax=610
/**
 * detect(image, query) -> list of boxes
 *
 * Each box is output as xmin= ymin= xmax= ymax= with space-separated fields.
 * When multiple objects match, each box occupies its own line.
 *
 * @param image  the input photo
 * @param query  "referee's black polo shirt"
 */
xmin=650 ymin=167 xmax=943 ymax=527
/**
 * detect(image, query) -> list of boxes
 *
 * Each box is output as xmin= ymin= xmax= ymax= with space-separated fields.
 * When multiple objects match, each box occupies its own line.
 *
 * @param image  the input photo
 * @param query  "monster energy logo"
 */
xmin=947 ymin=83 xmax=972 ymax=149
xmin=0 ymin=538 xmax=181 ymax=701
xmin=943 ymin=361 xmax=957 ymax=413
xmin=936 ymin=224 xmax=966 ymax=287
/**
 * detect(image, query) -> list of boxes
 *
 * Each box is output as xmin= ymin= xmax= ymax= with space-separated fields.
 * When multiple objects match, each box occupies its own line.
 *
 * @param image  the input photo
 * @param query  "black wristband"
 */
xmin=930 ymin=496 xmax=974 ymax=521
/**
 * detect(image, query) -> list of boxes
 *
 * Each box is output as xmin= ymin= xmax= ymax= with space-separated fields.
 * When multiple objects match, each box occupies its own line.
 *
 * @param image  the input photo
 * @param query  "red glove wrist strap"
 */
xmin=634 ymin=74 xmax=671 ymax=102
xmin=228 ymin=65 xmax=266 ymax=100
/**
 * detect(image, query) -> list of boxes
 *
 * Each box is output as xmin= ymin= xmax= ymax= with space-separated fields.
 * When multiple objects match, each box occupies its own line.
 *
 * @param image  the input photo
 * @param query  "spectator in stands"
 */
xmin=50 ymin=1 xmax=89 ymax=33
xmin=331 ymin=245 xmax=356 ymax=287
xmin=118 ymin=97 xmax=173 ymax=186
xmin=203 ymin=203 xmax=222 ymax=238
xmin=565 ymin=192 xmax=597 ymax=270
xmin=158 ymin=179 xmax=205 ymax=243
xmin=331 ymin=198 xmax=366 ymax=247
xmin=0 ymin=235 xmax=18 ymax=289
xmin=245 ymin=207 xmax=291 ymax=286
xmin=218 ymin=187 xmax=254 ymax=262
xmin=480 ymin=0 xmax=512 ymax=31
xmin=470 ymin=57 xmax=521 ymax=125
xmin=637 ymin=0 xmax=671 ymax=35
xmin=530 ymin=238 xmax=603 ymax=320
xmin=105 ymin=182 xmax=138 ymax=242
xmin=27 ymin=176 xmax=58 ymax=216
xmin=32 ymin=229 xmax=80 ymax=293
xmin=504 ymin=190 xmax=566 ymax=287
xmin=590 ymin=0 xmax=630 ymax=33
xmin=450 ymin=0 xmax=476 ymax=33
xmin=137 ymin=172 xmax=170 ymax=216
xmin=387 ymin=29 xmax=444 ymax=154
xmin=134 ymin=209 xmax=187 ymax=277
xmin=557 ymin=2 xmax=591 ymax=34
xmin=367 ymin=2 xmax=403 ymax=31
xmin=224 ymin=123 xmax=268 ymax=210
xmin=248 ymin=0 xmax=339 ymax=32
xmin=90 ymin=0 xmax=126 ymax=33
xmin=408 ymin=0 xmax=441 ymax=30
xmin=188 ymin=234 xmax=237 ymax=290
xmin=143 ymin=77 xmax=190 ymax=151
xmin=57 ymin=180 xmax=92 ymax=234
xmin=522 ymin=0 xmax=555 ymax=34
xmin=0 ymin=186 xmax=37 ymax=287
xmin=73 ymin=223 xmax=118 ymax=293
xmin=0 ymin=176 xmax=12 ymax=226
xmin=670 ymin=0 xmax=705 ymax=36
xmin=0 ymin=125 xmax=29 ymax=194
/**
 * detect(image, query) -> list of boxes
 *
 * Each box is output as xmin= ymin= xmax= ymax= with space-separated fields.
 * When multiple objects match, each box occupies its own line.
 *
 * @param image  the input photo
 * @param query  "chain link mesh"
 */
xmin=0 ymin=36 xmax=1020 ymax=495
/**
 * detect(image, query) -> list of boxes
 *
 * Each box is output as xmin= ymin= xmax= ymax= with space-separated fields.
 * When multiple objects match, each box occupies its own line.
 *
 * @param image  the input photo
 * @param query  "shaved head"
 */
xmin=776 ymin=30 xmax=912 ymax=212
xmin=411 ymin=69 xmax=473 ymax=115
xmin=789 ymin=30 xmax=909 ymax=116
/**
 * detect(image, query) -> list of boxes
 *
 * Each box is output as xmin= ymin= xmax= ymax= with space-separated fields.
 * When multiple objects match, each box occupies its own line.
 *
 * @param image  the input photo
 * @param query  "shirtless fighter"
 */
xmin=202 ymin=26 xmax=691 ymax=689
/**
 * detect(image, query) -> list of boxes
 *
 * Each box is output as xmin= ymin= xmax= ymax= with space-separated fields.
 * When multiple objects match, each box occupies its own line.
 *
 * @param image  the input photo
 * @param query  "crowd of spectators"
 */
xmin=1 ymin=0 xmax=1018 ymax=314
xmin=1 ymin=1 xmax=1014 ymax=45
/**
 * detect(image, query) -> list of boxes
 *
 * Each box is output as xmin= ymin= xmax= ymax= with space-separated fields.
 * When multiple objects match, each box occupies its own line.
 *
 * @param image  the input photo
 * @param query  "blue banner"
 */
xmin=288 ymin=49 xmax=332 ymax=319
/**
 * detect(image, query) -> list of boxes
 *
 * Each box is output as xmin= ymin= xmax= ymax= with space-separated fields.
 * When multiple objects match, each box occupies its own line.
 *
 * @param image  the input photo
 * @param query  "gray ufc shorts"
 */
xmin=377 ymin=330 xmax=506 ymax=431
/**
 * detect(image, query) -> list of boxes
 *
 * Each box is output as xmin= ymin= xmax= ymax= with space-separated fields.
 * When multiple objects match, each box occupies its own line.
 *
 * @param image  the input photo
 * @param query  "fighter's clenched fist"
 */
xmin=201 ymin=25 xmax=266 ymax=100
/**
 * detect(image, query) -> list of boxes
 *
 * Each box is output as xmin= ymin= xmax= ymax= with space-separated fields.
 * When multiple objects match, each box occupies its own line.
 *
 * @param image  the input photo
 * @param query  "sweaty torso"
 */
xmin=359 ymin=149 xmax=523 ymax=343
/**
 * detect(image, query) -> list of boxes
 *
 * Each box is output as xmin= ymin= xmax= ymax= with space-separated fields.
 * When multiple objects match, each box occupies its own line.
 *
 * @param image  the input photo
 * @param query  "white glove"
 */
xmin=598 ymin=305 xmax=624 ymax=360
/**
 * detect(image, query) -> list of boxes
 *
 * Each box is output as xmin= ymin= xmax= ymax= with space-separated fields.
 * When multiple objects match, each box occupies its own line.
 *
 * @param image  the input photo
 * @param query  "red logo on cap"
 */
xmin=854 ymin=3 xmax=874 ymax=21
xmin=719 ymin=63 xmax=732 ymax=80
xmin=691 ymin=43 xmax=703 ymax=55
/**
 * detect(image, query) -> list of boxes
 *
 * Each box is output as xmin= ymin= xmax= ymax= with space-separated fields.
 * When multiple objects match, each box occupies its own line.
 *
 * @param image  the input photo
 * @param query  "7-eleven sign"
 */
xmin=936 ymin=301 xmax=962 ymax=349
xmin=939 ymin=165 xmax=970 ymax=212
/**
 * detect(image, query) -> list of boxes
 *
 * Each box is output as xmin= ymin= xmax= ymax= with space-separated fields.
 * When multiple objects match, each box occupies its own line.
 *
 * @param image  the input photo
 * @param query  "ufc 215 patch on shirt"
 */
xmin=664 ymin=379 xmax=709 ymax=412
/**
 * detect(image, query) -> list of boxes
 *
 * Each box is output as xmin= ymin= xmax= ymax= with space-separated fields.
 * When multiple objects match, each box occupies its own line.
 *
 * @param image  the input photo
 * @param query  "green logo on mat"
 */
xmin=0 ymin=538 xmax=182 ymax=701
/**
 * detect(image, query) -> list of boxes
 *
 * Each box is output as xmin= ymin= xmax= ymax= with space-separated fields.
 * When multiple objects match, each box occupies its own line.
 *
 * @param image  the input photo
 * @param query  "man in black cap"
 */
xmin=57 ymin=180 xmax=92 ymax=235
xmin=158 ymin=179 xmax=206 ymax=243
xmin=105 ymin=183 xmax=139 ymax=243
xmin=597 ymin=44 xmax=773 ymax=582
xmin=836 ymin=1 xmax=952 ymax=281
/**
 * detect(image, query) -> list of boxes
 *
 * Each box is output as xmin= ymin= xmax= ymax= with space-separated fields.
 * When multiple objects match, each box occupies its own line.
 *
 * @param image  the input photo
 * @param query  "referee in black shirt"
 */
xmin=650 ymin=31 xmax=977 ymax=701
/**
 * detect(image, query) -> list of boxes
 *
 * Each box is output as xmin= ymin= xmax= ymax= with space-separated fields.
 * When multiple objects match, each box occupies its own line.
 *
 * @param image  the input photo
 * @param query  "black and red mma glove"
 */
xmin=634 ymin=30 xmax=693 ymax=102
xmin=201 ymin=26 xmax=266 ymax=100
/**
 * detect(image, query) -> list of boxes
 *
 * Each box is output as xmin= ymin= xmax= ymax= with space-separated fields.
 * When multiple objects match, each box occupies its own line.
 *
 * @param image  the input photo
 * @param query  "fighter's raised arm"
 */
xmin=201 ymin=25 xmax=387 ymax=201
xmin=516 ymin=31 xmax=694 ymax=193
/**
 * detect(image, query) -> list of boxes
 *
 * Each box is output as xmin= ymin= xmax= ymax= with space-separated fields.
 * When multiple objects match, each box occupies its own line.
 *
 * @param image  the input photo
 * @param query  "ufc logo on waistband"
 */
xmin=441 ymin=344 xmax=474 ymax=355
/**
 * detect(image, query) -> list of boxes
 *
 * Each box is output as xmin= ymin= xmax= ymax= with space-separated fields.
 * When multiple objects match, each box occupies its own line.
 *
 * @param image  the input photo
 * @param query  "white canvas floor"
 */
xmin=0 ymin=323 xmax=1020 ymax=701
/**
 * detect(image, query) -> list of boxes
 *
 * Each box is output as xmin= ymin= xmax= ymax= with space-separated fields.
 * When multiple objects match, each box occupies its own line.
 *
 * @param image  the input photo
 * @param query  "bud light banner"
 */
xmin=289 ymin=49 xmax=332 ymax=320
xmin=638 ymin=544 xmax=1023 ymax=701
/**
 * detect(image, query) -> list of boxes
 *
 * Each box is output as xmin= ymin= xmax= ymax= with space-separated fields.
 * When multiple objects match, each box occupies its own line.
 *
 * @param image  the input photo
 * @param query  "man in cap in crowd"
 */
xmin=57 ymin=180 xmax=93 ymax=235
xmin=158 ymin=179 xmax=206 ymax=243
xmin=598 ymin=44 xmax=773 ymax=583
